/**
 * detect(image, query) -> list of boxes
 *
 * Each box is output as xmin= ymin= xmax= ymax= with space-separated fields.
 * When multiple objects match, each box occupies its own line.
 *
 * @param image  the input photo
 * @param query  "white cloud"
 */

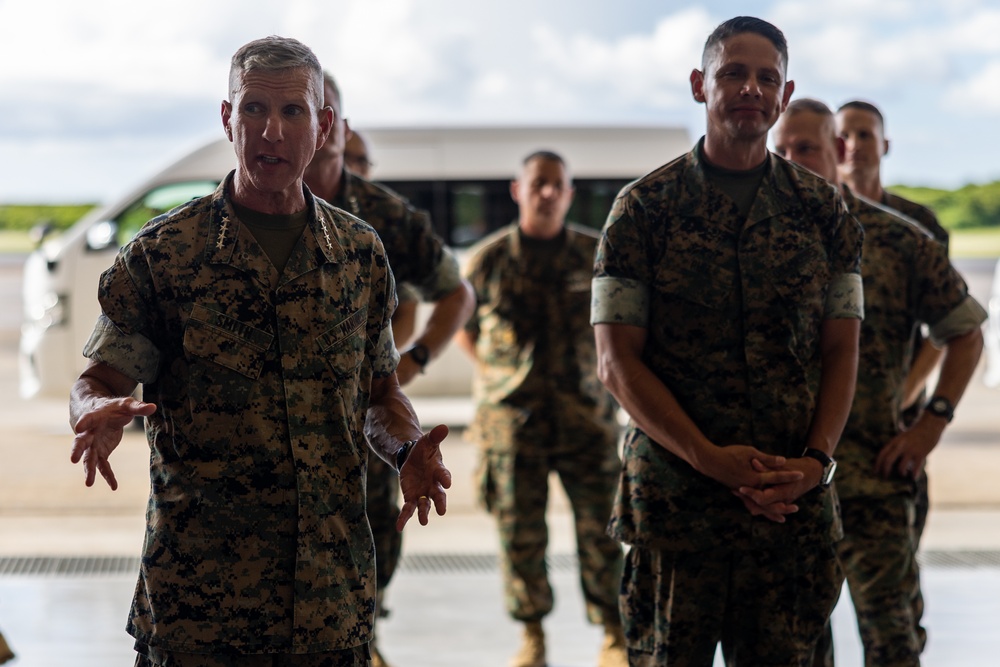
xmin=945 ymin=59 xmax=1000 ymax=114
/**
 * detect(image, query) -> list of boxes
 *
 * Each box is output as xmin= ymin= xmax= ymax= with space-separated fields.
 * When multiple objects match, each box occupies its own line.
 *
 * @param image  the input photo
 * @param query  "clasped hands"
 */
xmin=707 ymin=445 xmax=821 ymax=524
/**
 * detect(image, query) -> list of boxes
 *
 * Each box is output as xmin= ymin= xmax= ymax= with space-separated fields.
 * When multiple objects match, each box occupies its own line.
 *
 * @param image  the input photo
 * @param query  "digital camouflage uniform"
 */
xmin=464 ymin=223 xmax=623 ymax=626
xmin=832 ymin=190 xmax=986 ymax=667
xmin=83 ymin=174 xmax=398 ymax=658
xmin=330 ymin=170 xmax=462 ymax=614
xmin=592 ymin=141 xmax=864 ymax=666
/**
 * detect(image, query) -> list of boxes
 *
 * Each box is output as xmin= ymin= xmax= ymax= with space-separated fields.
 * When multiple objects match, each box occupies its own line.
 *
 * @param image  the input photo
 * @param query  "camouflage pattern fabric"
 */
xmin=621 ymin=543 xmax=841 ymax=666
xmin=331 ymin=168 xmax=461 ymax=611
xmin=84 ymin=173 xmax=398 ymax=654
xmin=136 ymin=642 xmax=370 ymax=666
xmin=332 ymin=170 xmax=461 ymax=302
xmin=592 ymin=141 xmax=864 ymax=553
xmin=882 ymin=190 xmax=949 ymax=547
xmin=463 ymin=223 xmax=623 ymax=623
xmin=826 ymin=190 xmax=986 ymax=666
xmin=836 ymin=495 xmax=923 ymax=667
xmin=835 ymin=190 xmax=985 ymax=500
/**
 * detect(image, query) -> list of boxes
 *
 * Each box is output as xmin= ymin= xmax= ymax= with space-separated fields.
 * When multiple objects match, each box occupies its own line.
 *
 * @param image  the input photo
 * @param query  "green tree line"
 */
xmin=1 ymin=180 xmax=999 ymax=232
xmin=0 ymin=204 xmax=97 ymax=231
xmin=889 ymin=180 xmax=1000 ymax=229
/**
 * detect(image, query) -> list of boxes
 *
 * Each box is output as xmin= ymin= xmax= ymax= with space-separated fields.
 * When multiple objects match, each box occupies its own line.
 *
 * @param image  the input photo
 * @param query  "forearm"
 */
xmin=595 ymin=325 xmax=715 ymax=472
xmin=902 ymin=338 xmax=945 ymax=408
xmin=365 ymin=374 xmax=424 ymax=469
xmin=927 ymin=328 xmax=983 ymax=408
xmin=804 ymin=319 xmax=860 ymax=456
xmin=409 ymin=281 xmax=475 ymax=362
xmin=69 ymin=361 xmax=138 ymax=430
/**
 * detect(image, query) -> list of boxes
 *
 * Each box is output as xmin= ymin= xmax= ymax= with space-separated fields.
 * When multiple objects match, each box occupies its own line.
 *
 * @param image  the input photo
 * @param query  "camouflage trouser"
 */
xmin=478 ymin=440 xmax=623 ymax=624
xmin=366 ymin=453 xmax=402 ymax=617
xmin=135 ymin=643 xmax=370 ymax=666
xmin=835 ymin=493 xmax=924 ymax=667
xmin=622 ymin=542 xmax=841 ymax=667
xmin=813 ymin=479 xmax=927 ymax=667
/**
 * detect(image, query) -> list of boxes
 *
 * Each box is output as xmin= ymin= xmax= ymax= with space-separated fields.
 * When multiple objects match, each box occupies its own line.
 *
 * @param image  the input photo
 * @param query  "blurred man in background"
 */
xmin=457 ymin=150 xmax=626 ymax=667
xmin=774 ymin=97 xmax=986 ymax=666
xmin=303 ymin=73 xmax=474 ymax=667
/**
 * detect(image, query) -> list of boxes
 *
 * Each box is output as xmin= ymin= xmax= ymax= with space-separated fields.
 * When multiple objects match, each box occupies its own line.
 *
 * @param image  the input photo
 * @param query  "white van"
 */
xmin=20 ymin=126 xmax=691 ymax=403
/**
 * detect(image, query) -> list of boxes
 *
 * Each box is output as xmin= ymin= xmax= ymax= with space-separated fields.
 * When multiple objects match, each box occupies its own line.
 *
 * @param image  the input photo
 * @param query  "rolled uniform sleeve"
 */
xmin=82 ymin=247 xmax=162 ymax=383
xmin=910 ymin=235 xmax=988 ymax=345
xmin=825 ymin=196 xmax=865 ymax=320
xmin=592 ymin=193 xmax=653 ymax=327
xmin=369 ymin=243 xmax=401 ymax=378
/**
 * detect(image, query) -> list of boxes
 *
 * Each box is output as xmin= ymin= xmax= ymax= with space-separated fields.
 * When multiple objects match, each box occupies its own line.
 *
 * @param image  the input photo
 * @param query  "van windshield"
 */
xmin=116 ymin=180 xmax=219 ymax=244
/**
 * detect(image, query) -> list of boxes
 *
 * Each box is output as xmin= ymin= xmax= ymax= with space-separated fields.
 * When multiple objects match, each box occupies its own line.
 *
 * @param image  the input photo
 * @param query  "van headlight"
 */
xmin=27 ymin=292 xmax=67 ymax=329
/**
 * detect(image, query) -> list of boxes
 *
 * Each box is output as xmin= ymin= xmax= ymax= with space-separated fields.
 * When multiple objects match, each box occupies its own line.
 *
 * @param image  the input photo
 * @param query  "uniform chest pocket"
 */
xmin=769 ymin=244 xmax=829 ymax=306
xmin=318 ymin=308 xmax=367 ymax=381
xmin=654 ymin=257 xmax=734 ymax=311
xmin=182 ymin=306 xmax=273 ymax=458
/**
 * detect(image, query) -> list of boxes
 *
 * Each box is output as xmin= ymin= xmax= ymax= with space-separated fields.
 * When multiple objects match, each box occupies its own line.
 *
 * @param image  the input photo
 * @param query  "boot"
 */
xmin=510 ymin=620 xmax=546 ymax=667
xmin=0 ymin=630 xmax=13 ymax=666
xmin=370 ymin=636 xmax=394 ymax=667
xmin=597 ymin=623 xmax=628 ymax=667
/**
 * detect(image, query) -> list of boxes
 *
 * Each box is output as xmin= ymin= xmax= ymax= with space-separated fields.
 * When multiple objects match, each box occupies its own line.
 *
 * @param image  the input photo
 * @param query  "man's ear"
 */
xmin=221 ymin=101 xmax=233 ymax=142
xmin=316 ymin=106 xmax=334 ymax=150
xmin=883 ymin=138 xmax=890 ymax=157
xmin=836 ymin=136 xmax=846 ymax=164
xmin=509 ymin=179 xmax=520 ymax=204
xmin=690 ymin=69 xmax=706 ymax=103
xmin=780 ymin=80 xmax=795 ymax=112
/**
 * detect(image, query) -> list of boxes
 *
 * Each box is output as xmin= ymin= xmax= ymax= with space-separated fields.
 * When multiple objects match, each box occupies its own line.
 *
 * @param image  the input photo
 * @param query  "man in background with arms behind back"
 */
xmin=457 ymin=150 xmax=627 ymax=667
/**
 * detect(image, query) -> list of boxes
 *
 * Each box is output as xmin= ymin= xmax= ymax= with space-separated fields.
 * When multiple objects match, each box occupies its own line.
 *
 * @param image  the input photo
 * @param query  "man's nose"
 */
xmin=741 ymin=76 xmax=762 ymax=98
xmin=262 ymin=113 xmax=284 ymax=142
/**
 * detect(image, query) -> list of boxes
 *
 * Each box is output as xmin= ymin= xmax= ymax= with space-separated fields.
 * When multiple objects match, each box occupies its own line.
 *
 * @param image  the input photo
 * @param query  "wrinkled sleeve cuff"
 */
xmin=591 ymin=277 xmax=649 ymax=327
xmin=928 ymin=296 xmax=988 ymax=346
xmin=372 ymin=324 xmax=400 ymax=378
xmin=825 ymin=273 xmax=864 ymax=320
xmin=82 ymin=313 xmax=161 ymax=383
xmin=415 ymin=247 xmax=463 ymax=301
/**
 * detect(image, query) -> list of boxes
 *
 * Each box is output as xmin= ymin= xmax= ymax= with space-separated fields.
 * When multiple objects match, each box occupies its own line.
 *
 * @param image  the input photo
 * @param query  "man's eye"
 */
xmin=285 ymin=106 xmax=304 ymax=117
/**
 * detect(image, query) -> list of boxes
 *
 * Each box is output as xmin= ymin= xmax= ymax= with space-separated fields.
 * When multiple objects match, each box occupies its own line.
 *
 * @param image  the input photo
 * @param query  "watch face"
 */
xmin=409 ymin=344 xmax=430 ymax=366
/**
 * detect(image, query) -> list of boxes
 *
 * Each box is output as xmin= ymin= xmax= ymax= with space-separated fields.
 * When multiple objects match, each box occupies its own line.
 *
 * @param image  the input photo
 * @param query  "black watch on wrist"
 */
xmin=407 ymin=343 xmax=430 ymax=371
xmin=925 ymin=395 xmax=955 ymax=422
xmin=395 ymin=439 xmax=418 ymax=472
xmin=802 ymin=447 xmax=837 ymax=487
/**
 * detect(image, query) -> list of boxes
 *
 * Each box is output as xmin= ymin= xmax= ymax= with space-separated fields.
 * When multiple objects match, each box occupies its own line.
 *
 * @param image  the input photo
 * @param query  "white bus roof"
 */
xmin=151 ymin=125 xmax=691 ymax=187
xmin=363 ymin=125 xmax=691 ymax=180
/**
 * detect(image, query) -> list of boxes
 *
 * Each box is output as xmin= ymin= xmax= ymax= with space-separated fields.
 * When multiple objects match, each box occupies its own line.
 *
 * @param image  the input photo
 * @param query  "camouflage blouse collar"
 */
xmin=680 ymin=139 xmax=798 ymax=226
xmin=204 ymin=172 xmax=346 ymax=272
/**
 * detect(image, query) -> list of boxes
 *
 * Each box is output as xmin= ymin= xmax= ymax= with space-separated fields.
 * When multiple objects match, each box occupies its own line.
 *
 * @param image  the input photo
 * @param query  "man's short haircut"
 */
xmin=523 ymin=150 xmax=566 ymax=168
xmin=785 ymin=98 xmax=834 ymax=119
xmin=702 ymin=16 xmax=789 ymax=72
xmin=837 ymin=100 xmax=885 ymax=131
xmin=323 ymin=71 xmax=342 ymax=114
xmin=229 ymin=36 xmax=324 ymax=108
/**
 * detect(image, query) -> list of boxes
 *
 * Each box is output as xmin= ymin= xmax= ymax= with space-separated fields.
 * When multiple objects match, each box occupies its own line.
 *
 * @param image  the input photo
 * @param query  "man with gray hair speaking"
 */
xmin=69 ymin=36 xmax=452 ymax=667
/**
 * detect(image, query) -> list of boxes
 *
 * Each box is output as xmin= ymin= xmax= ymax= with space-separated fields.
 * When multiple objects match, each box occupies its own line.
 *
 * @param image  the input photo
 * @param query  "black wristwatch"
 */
xmin=802 ymin=447 xmax=837 ymax=487
xmin=395 ymin=439 xmax=418 ymax=472
xmin=407 ymin=343 xmax=430 ymax=371
xmin=925 ymin=395 xmax=955 ymax=422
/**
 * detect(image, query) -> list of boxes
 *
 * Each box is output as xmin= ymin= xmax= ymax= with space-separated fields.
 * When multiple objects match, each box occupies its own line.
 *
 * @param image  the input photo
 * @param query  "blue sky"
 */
xmin=1 ymin=0 xmax=998 ymax=203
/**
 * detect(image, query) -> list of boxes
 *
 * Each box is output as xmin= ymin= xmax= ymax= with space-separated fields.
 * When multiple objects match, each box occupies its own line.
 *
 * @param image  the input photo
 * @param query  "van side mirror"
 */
xmin=85 ymin=220 xmax=119 ymax=251
xmin=29 ymin=221 xmax=56 ymax=247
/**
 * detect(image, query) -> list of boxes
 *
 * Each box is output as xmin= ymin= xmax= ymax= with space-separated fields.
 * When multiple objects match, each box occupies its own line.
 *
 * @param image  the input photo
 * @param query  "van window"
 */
xmin=382 ymin=179 xmax=632 ymax=247
xmin=115 ymin=180 xmax=219 ymax=245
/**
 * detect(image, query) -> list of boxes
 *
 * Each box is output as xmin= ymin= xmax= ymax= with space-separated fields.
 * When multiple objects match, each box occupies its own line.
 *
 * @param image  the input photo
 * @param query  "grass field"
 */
xmin=2 ymin=227 xmax=1000 ymax=258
